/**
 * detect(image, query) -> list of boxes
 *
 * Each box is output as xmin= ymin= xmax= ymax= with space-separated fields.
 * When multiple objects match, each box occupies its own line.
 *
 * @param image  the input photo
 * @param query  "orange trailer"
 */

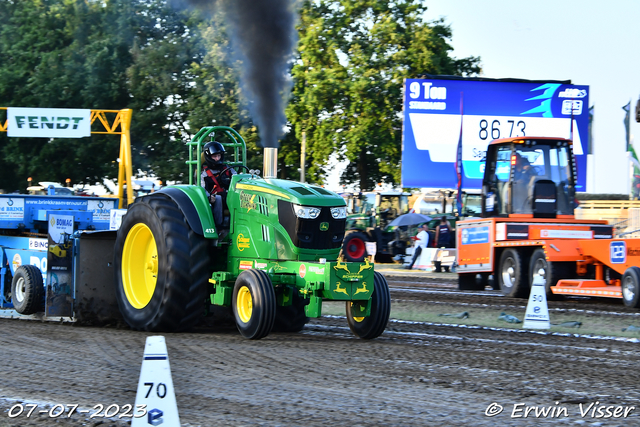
xmin=456 ymin=137 xmax=640 ymax=309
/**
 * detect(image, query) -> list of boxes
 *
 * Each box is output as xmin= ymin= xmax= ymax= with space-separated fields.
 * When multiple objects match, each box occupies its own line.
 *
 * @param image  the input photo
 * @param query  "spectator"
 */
xmin=434 ymin=216 xmax=452 ymax=248
xmin=405 ymin=223 xmax=429 ymax=270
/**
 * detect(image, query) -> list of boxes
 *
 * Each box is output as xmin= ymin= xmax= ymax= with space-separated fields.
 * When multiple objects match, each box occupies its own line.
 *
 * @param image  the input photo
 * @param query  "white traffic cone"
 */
xmin=131 ymin=336 xmax=180 ymax=426
xmin=523 ymin=273 xmax=551 ymax=329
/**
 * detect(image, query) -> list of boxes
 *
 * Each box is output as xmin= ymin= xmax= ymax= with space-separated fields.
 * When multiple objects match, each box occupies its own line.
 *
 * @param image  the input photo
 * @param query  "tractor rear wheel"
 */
xmin=273 ymin=288 xmax=309 ymax=333
xmin=622 ymin=267 xmax=640 ymax=308
xmin=498 ymin=249 xmax=530 ymax=298
xmin=347 ymin=271 xmax=390 ymax=339
xmin=232 ymin=269 xmax=276 ymax=339
xmin=11 ymin=265 xmax=44 ymax=315
xmin=343 ymin=232 xmax=368 ymax=262
xmin=114 ymin=195 xmax=209 ymax=332
xmin=529 ymin=248 xmax=573 ymax=299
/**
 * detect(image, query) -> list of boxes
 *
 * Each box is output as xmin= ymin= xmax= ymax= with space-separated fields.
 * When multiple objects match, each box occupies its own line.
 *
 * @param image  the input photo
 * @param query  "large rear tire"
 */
xmin=273 ymin=288 xmax=309 ymax=333
xmin=343 ymin=232 xmax=368 ymax=262
xmin=232 ymin=269 xmax=276 ymax=339
xmin=114 ymin=195 xmax=209 ymax=332
xmin=498 ymin=249 xmax=530 ymax=298
xmin=347 ymin=271 xmax=390 ymax=339
xmin=11 ymin=265 xmax=44 ymax=315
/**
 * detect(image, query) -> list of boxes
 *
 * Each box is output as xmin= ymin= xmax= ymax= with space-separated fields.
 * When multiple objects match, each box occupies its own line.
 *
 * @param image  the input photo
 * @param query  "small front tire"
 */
xmin=347 ymin=271 xmax=390 ymax=339
xmin=232 ymin=269 xmax=276 ymax=339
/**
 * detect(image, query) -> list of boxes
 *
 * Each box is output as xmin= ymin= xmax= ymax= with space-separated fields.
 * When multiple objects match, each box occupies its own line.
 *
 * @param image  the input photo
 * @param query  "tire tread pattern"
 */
xmin=115 ymin=195 xmax=209 ymax=332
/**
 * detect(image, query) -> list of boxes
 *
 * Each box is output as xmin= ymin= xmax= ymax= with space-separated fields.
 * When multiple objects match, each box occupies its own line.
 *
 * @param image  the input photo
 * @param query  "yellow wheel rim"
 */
xmin=122 ymin=223 xmax=158 ymax=309
xmin=236 ymin=286 xmax=253 ymax=323
xmin=350 ymin=302 xmax=365 ymax=322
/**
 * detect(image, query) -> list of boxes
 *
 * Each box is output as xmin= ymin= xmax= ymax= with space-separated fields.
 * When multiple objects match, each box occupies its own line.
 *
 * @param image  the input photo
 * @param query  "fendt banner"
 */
xmin=7 ymin=107 xmax=91 ymax=138
xmin=401 ymin=78 xmax=589 ymax=191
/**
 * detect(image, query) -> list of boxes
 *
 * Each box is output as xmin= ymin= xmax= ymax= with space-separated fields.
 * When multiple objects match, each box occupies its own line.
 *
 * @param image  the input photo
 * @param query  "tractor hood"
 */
xmin=232 ymin=175 xmax=346 ymax=207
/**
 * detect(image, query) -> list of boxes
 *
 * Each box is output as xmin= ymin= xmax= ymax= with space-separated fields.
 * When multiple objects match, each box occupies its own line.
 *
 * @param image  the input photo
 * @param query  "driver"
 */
xmin=201 ymin=141 xmax=236 ymax=231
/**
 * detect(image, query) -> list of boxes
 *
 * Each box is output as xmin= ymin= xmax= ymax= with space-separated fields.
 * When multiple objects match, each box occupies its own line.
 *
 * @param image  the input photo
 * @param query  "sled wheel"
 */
xmin=529 ymin=248 xmax=573 ymax=300
xmin=622 ymin=267 xmax=640 ymax=308
xmin=11 ymin=265 xmax=44 ymax=315
xmin=114 ymin=195 xmax=209 ymax=331
xmin=347 ymin=271 xmax=390 ymax=339
xmin=343 ymin=232 xmax=367 ymax=262
xmin=498 ymin=248 xmax=530 ymax=298
xmin=232 ymin=269 xmax=276 ymax=339
xmin=458 ymin=273 xmax=484 ymax=290
xmin=273 ymin=288 xmax=309 ymax=333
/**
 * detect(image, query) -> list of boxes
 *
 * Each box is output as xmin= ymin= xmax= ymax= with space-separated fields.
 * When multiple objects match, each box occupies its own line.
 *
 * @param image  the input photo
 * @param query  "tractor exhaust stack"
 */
xmin=263 ymin=147 xmax=278 ymax=178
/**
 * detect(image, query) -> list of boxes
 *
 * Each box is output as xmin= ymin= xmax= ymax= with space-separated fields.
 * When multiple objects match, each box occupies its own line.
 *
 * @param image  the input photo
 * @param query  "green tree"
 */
xmin=0 ymin=0 xmax=141 ymax=190
xmin=287 ymin=0 xmax=480 ymax=190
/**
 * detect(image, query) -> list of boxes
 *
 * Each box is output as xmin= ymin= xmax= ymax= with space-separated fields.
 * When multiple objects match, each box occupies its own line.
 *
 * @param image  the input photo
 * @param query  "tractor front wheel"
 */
xmin=232 ymin=269 xmax=276 ymax=339
xmin=11 ymin=265 xmax=44 ymax=315
xmin=114 ymin=195 xmax=209 ymax=332
xmin=347 ymin=271 xmax=390 ymax=339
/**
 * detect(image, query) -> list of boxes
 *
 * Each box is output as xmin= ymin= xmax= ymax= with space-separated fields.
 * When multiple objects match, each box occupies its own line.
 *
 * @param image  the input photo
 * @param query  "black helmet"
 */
xmin=203 ymin=141 xmax=225 ymax=167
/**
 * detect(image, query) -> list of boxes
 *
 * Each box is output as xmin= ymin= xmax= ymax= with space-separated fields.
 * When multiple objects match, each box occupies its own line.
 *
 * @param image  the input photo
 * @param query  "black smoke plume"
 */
xmin=171 ymin=0 xmax=298 ymax=148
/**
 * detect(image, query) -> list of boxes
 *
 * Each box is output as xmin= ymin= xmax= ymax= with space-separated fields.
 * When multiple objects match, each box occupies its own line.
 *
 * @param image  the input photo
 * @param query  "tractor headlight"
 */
xmin=330 ymin=206 xmax=347 ymax=219
xmin=293 ymin=204 xmax=321 ymax=219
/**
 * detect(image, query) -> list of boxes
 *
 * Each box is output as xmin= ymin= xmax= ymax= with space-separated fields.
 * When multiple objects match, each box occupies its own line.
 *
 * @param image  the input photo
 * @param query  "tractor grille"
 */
xmin=278 ymin=200 xmax=345 ymax=249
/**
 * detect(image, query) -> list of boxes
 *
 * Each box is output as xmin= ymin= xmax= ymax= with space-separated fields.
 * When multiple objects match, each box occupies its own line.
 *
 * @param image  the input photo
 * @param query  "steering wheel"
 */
xmin=384 ymin=208 xmax=397 ymax=218
xmin=216 ymin=165 xmax=251 ymax=177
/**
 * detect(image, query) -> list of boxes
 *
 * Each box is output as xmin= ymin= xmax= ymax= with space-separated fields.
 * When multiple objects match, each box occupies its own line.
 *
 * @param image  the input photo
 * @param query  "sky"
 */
xmin=423 ymin=0 xmax=640 ymax=194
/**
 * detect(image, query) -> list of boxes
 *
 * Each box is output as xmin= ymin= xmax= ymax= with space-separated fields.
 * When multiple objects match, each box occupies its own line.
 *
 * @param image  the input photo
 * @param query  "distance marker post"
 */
xmin=523 ymin=275 xmax=551 ymax=330
xmin=132 ymin=336 xmax=180 ymax=427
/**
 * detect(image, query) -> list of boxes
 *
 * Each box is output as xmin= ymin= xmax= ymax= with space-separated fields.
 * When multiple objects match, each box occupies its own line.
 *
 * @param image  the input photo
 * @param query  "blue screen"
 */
xmin=401 ymin=78 xmax=589 ymax=191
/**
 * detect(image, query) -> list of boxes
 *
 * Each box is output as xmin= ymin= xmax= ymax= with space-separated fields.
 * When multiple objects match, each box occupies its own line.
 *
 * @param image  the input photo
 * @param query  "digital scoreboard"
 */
xmin=401 ymin=78 xmax=589 ymax=190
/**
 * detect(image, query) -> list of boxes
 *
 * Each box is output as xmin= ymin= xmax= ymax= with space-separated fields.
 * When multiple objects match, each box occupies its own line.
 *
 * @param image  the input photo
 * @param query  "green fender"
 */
xmin=157 ymin=185 xmax=218 ymax=239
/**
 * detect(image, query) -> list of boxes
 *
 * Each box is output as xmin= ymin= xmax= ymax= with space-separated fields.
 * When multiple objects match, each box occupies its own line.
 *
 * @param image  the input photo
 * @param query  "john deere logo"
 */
xmin=319 ymin=222 xmax=329 ymax=231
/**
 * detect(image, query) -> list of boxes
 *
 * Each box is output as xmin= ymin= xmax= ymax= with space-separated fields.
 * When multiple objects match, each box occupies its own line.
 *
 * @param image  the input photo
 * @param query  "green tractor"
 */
xmin=341 ymin=191 xmax=411 ymax=262
xmin=113 ymin=127 xmax=390 ymax=339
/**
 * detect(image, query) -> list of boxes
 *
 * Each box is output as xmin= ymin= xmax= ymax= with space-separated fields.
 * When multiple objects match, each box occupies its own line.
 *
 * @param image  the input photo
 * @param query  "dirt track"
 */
xmin=2 ymin=275 xmax=640 ymax=426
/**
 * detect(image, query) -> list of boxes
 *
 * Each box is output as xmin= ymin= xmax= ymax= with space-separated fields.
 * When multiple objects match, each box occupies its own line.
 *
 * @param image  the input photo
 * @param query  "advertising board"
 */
xmin=402 ymin=77 xmax=589 ymax=190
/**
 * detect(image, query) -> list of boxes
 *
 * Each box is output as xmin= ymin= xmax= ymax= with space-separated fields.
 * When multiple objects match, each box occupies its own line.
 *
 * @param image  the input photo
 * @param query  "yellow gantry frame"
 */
xmin=0 ymin=108 xmax=133 ymax=208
